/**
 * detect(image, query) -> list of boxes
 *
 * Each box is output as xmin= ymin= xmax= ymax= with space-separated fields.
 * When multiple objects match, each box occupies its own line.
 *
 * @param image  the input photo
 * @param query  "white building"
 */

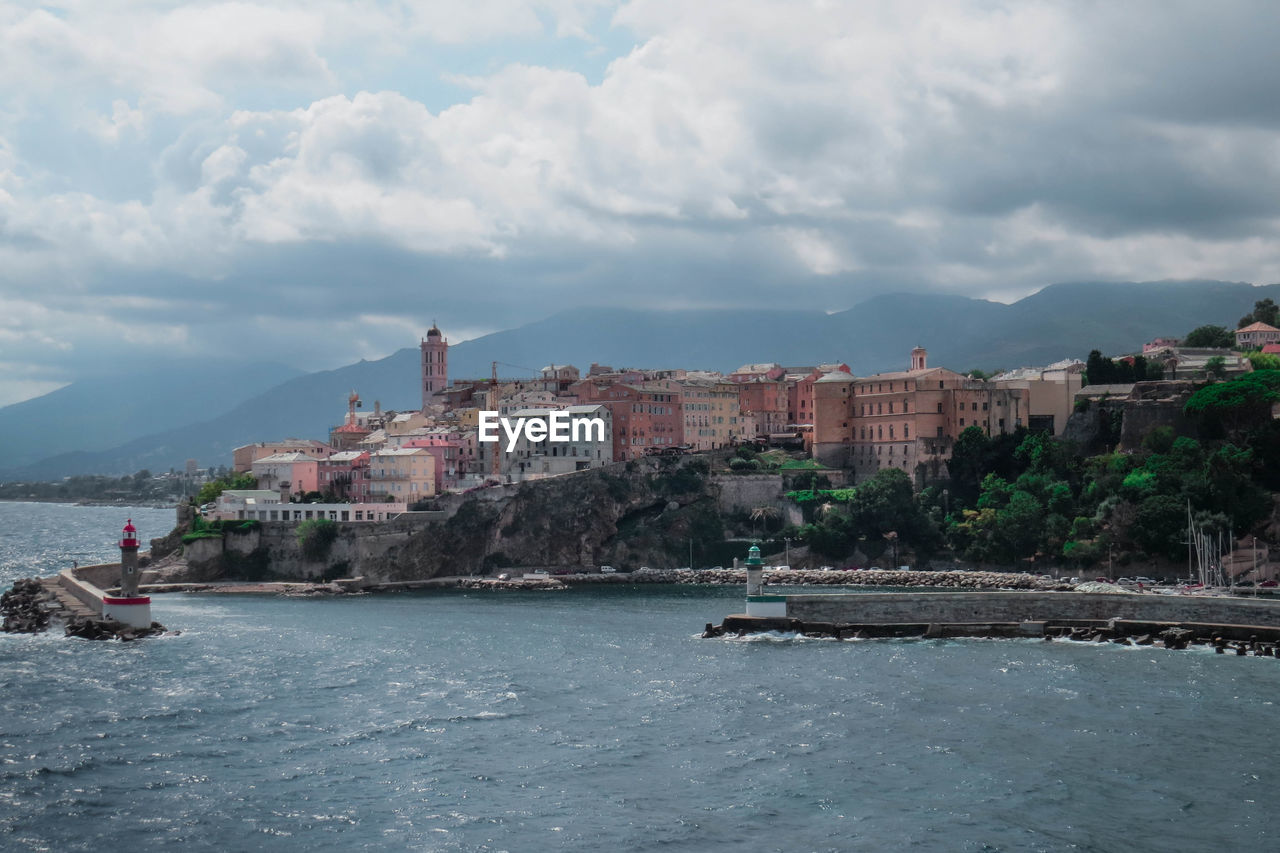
xmin=476 ymin=404 xmax=613 ymax=483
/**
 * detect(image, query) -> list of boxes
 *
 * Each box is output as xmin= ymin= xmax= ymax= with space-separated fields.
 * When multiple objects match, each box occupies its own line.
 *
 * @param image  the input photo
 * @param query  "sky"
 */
xmin=3 ymin=0 xmax=1280 ymax=407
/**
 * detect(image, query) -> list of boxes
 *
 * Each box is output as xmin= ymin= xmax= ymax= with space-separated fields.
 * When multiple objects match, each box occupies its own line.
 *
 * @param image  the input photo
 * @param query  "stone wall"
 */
xmin=711 ymin=473 xmax=790 ymax=524
xmin=786 ymin=590 xmax=1280 ymax=627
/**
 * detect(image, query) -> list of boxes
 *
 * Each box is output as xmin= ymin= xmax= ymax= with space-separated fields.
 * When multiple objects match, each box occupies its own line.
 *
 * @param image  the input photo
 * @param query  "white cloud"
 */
xmin=4 ymin=0 xmax=1280 ymax=406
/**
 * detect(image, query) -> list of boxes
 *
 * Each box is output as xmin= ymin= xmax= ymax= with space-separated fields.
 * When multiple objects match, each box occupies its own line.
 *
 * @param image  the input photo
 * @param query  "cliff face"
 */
xmin=179 ymin=456 xmax=761 ymax=583
xmin=377 ymin=456 xmax=720 ymax=581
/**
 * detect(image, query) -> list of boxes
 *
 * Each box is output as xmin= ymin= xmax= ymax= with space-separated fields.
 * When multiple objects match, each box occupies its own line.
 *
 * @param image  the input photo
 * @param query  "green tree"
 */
xmin=296 ymin=518 xmax=339 ymax=562
xmin=1205 ymin=355 xmax=1227 ymax=379
xmin=1184 ymin=370 xmax=1280 ymax=439
xmin=1085 ymin=350 xmax=1114 ymax=385
xmin=1238 ymin=297 xmax=1279 ymax=329
xmin=196 ymin=472 xmax=258 ymax=505
xmin=1184 ymin=325 xmax=1235 ymax=348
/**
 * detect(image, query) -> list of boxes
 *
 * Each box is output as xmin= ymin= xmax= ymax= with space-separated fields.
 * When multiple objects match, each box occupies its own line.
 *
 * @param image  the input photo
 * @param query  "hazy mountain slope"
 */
xmin=0 ymin=361 xmax=304 ymax=470
xmin=1 ymin=351 xmax=422 ymax=480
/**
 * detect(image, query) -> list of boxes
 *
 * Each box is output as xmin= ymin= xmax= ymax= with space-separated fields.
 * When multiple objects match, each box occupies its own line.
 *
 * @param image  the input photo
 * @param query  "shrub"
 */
xmin=296 ymin=518 xmax=338 ymax=562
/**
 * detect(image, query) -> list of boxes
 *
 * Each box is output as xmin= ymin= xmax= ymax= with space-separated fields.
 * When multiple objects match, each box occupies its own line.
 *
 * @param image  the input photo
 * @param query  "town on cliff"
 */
xmin=17 ymin=308 xmax=1280 ymax=590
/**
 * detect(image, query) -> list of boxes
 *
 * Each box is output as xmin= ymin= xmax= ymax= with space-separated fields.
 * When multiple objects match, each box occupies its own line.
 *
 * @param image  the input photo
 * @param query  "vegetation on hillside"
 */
xmin=783 ymin=370 xmax=1280 ymax=571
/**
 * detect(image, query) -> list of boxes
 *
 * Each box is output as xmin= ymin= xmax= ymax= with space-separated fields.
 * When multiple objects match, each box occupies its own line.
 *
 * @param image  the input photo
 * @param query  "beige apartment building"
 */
xmin=368 ymin=447 xmax=437 ymax=500
xmin=679 ymin=377 xmax=744 ymax=450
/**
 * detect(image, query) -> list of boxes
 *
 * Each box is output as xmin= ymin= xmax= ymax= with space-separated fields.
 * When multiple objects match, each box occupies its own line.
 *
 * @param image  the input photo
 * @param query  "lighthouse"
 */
xmin=744 ymin=542 xmax=787 ymax=618
xmin=102 ymin=519 xmax=153 ymax=629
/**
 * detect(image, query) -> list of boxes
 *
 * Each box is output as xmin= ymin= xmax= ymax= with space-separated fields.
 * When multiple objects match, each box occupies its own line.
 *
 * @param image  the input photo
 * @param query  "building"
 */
xmin=368 ymin=448 xmax=437 ymax=500
xmin=421 ymin=324 xmax=448 ymax=409
xmin=991 ymin=359 xmax=1085 ymax=435
xmin=232 ymin=439 xmax=333 ymax=473
xmin=214 ymin=490 xmax=405 ymax=523
xmin=787 ymin=363 xmax=852 ymax=427
xmin=317 ymin=450 xmax=371 ymax=501
xmin=811 ymin=348 xmax=1026 ymax=485
xmin=330 ymin=391 xmax=374 ymax=450
xmin=592 ymin=385 xmax=682 ymax=460
xmin=474 ymin=404 xmax=613 ymax=482
xmin=251 ymin=452 xmax=321 ymax=496
xmin=1143 ymin=337 xmax=1182 ymax=353
xmin=1236 ymin=322 xmax=1280 ymax=350
xmin=399 ymin=428 xmax=470 ymax=491
xmin=678 ymin=377 xmax=743 ymax=450
xmin=538 ymin=364 xmax=581 ymax=392
xmin=811 ymin=371 xmax=856 ymax=467
xmin=729 ymin=363 xmax=784 ymax=383
xmin=737 ymin=379 xmax=788 ymax=438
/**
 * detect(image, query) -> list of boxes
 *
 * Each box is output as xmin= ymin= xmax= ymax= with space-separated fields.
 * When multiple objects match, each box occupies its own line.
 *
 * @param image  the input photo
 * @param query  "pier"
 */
xmin=705 ymin=590 xmax=1280 ymax=654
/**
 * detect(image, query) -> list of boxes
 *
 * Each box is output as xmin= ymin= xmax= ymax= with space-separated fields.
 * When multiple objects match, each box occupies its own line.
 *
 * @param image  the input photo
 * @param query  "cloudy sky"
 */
xmin=2 ymin=0 xmax=1279 ymax=406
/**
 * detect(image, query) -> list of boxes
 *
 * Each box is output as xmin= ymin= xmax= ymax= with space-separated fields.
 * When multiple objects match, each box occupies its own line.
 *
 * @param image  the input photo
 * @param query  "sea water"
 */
xmin=2 ymin=501 xmax=1278 ymax=851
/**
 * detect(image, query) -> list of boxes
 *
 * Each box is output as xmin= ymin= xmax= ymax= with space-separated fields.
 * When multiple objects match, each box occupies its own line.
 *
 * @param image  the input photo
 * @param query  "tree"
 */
xmin=196 ymin=472 xmax=258 ymax=505
xmin=1085 ymin=350 xmax=1114 ymax=385
xmin=1238 ymin=297 xmax=1279 ymax=330
xmin=1205 ymin=355 xmax=1227 ymax=379
xmin=750 ymin=505 xmax=781 ymax=535
xmin=1184 ymin=370 xmax=1280 ymax=439
xmin=1184 ymin=325 xmax=1235 ymax=348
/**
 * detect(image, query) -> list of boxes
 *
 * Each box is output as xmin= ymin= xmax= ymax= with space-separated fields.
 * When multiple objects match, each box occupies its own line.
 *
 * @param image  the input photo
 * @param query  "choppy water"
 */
xmin=2 ymin=502 xmax=1279 ymax=851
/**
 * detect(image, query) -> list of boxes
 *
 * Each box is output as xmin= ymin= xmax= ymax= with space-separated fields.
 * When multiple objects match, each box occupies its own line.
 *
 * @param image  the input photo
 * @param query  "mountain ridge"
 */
xmin=4 ymin=279 xmax=1276 ymax=479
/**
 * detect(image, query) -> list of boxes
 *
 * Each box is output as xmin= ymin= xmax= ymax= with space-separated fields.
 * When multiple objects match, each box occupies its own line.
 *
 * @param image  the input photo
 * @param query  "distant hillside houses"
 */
xmin=223 ymin=320 xmax=1271 ymax=506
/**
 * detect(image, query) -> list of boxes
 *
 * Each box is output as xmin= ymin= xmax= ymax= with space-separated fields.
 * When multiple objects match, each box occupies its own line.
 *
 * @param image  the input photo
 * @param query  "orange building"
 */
xmin=584 ymin=383 xmax=683 ymax=460
xmin=737 ymin=379 xmax=788 ymax=438
xmin=813 ymin=348 xmax=1026 ymax=485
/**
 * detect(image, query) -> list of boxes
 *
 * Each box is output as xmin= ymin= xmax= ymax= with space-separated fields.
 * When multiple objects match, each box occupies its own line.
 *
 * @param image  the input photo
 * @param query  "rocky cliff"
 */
xmin=179 ymin=456 xmax=775 ymax=582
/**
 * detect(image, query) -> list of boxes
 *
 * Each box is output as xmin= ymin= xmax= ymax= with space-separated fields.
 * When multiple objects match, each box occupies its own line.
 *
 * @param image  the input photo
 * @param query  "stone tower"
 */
xmin=811 ymin=371 xmax=855 ymax=468
xmin=911 ymin=346 xmax=928 ymax=372
xmin=420 ymin=323 xmax=448 ymax=410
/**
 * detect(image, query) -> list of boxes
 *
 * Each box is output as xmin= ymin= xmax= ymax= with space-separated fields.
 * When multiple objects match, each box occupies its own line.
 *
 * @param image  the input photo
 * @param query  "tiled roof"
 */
xmin=1237 ymin=321 xmax=1280 ymax=333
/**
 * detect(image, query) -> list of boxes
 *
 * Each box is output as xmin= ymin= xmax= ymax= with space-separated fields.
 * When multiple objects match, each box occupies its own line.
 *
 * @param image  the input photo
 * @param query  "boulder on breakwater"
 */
xmin=1 ymin=578 xmax=53 ymax=633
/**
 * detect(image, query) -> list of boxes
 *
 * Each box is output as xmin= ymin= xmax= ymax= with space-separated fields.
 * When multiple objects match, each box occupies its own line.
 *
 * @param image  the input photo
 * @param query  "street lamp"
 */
xmin=784 ymin=536 xmax=792 ymax=568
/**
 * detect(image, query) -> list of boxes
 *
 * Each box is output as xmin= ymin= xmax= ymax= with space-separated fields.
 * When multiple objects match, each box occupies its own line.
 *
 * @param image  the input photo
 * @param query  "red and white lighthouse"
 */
xmin=103 ymin=519 xmax=152 ymax=628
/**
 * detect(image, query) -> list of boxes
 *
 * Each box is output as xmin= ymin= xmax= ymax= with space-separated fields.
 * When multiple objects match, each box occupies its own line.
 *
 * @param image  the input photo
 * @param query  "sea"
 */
xmin=1 ymin=500 xmax=1278 ymax=852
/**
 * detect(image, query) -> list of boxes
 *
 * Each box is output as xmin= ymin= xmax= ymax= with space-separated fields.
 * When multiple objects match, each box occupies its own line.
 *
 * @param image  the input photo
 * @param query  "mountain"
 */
xmin=0 ymin=351 xmax=423 ymax=481
xmin=0 ymin=361 xmax=305 ymax=471
xmin=4 ymin=279 xmax=1277 ymax=479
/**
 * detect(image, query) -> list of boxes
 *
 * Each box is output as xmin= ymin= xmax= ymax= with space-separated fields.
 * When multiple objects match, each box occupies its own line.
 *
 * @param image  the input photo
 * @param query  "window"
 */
xmin=960 ymin=418 xmax=965 ymax=427
xmin=972 ymin=402 xmax=978 ymax=411
xmin=937 ymin=402 xmax=943 ymax=413
xmin=903 ymin=424 xmax=909 ymax=439
xmin=936 ymin=427 xmax=944 ymax=438
xmin=982 ymin=402 xmax=989 ymax=411
xmin=999 ymin=418 xmax=1005 ymax=428
xmin=888 ymin=402 xmax=894 ymax=414
xmin=889 ymin=425 xmax=895 ymax=438
xmin=877 ymin=403 xmax=883 ymax=414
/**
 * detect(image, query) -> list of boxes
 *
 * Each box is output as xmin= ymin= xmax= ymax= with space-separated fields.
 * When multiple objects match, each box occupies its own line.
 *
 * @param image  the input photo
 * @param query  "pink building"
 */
xmin=317 ymin=451 xmax=371 ymax=501
xmin=232 ymin=439 xmax=333 ymax=473
xmin=587 ymin=383 xmax=683 ymax=460
xmin=251 ymin=452 xmax=321 ymax=496
xmin=401 ymin=430 xmax=468 ymax=491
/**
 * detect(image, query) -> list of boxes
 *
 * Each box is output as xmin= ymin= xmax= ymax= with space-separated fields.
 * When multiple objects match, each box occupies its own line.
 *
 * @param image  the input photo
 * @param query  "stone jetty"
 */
xmin=564 ymin=567 xmax=1067 ymax=589
xmin=1 ymin=575 xmax=167 ymax=640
